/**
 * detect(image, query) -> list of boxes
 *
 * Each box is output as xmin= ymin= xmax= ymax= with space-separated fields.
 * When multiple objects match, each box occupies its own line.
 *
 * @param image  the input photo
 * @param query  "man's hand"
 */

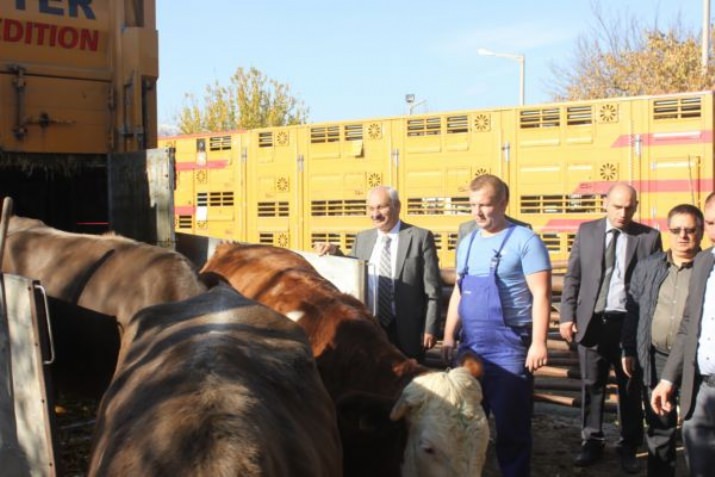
xmin=313 ymin=242 xmax=337 ymax=256
xmin=651 ymin=380 xmax=675 ymax=416
xmin=622 ymin=356 xmax=636 ymax=378
xmin=441 ymin=338 xmax=455 ymax=364
xmin=423 ymin=333 xmax=435 ymax=350
xmin=559 ymin=321 xmax=576 ymax=343
xmin=525 ymin=341 xmax=548 ymax=373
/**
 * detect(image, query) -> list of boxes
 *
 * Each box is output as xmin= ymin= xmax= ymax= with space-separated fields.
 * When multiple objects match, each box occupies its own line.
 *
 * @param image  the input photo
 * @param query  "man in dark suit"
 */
xmin=651 ymin=192 xmax=715 ymax=477
xmin=560 ymin=183 xmax=662 ymax=473
xmin=313 ymin=186 xmax=442 ymax=361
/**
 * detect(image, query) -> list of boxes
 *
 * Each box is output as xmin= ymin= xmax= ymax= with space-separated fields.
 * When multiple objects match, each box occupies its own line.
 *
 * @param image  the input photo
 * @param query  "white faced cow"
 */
xmin=201 ymin=243 xmax=489 ymax=477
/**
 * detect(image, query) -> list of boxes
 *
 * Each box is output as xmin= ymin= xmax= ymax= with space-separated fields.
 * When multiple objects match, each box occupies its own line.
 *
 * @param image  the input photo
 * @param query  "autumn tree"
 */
xmin=177 ymin=67 xmax=309 ymax=133
xmin=550 ymin=6 xmax=715 ymax=101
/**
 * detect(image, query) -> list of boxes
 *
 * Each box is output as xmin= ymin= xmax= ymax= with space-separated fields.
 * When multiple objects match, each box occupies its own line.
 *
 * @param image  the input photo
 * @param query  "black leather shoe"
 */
xmin=619 ymin=447 xmax=640 ymax=474
xmin=574 ymin=442 xmax=604 ymax=467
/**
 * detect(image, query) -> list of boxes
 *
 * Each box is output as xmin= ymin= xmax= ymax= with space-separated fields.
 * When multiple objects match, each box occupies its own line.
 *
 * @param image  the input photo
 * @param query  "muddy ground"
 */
xmin=483 ymin=402 xmax=689 ymax=476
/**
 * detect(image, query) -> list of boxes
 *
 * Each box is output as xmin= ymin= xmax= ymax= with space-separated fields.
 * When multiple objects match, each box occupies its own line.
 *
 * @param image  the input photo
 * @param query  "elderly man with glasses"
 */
xmin=622 ymin=203 xmax=704 ymax=477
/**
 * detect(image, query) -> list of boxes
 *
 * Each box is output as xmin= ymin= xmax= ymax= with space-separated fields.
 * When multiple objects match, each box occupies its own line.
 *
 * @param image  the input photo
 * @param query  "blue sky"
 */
xmin=156 ymin=0 xmax=705 ymax=130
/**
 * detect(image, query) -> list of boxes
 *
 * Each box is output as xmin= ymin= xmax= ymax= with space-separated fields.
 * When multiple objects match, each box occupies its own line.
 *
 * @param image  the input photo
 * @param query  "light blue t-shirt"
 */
xmin=456 ymin=224 xmax=551 ymax=327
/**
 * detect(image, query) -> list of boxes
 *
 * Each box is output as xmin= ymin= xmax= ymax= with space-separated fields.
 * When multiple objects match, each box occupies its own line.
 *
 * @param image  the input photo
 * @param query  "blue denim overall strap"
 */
xmin=458 ymin=224 xmax=534 ymax=477
xmin=458 ymin=224 xmax=515 ymax=333
xmin=458 ymin=224 xmax=530 ymax=372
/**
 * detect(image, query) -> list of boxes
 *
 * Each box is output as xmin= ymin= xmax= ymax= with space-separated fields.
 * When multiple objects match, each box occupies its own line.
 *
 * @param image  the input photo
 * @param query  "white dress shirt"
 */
xmin=697 ymin=250 xmax=715 ymax=375
xmin=366 ymin=221 xmax=400 ymax=316
xmin=605 ymin=221 xmax=628 ymax=313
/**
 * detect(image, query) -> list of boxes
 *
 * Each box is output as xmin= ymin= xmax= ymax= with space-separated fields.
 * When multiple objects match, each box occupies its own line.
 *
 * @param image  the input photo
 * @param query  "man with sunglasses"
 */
xmin=652 ymin=192 xmax=715 ymax=476
xmin=622 ymin=204 xmax=703 ymax=477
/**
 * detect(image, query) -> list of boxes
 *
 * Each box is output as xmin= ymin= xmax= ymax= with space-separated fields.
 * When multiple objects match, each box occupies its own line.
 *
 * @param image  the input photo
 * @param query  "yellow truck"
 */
xmin=0 ymin=0 xmax=163 ymax=241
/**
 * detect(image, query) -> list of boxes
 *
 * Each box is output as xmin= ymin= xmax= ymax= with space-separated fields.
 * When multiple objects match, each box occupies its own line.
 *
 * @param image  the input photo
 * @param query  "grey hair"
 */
xmin=369 ymin=186 xmax=401 ymax=206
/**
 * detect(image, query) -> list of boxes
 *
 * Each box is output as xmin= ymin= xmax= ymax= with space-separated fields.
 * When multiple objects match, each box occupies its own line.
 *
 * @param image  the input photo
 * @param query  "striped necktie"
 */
xmin=377 ymin=236 xmax=394 ymax=326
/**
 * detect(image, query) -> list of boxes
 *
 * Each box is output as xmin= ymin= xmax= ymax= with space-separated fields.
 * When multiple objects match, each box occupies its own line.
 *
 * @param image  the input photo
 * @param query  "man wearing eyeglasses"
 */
xmin=622 ymin=204 xmax=703 ymax=477
xmin=652 ymin=192 xmax=715 ymax=476
xmin=313 ymin=186 xmax=442 ymax=362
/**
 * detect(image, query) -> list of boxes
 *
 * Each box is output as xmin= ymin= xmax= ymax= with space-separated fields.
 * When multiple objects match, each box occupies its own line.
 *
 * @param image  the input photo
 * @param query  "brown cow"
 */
xmin=1 ymin=216 xmax=207 ymax=397
xmin=2 ymin=216 xmax=206 ymax=328
xmin=89 ymin=283 xmax=342 ymax=477
xmin=201 ymin=243 xmax=489 ymax=477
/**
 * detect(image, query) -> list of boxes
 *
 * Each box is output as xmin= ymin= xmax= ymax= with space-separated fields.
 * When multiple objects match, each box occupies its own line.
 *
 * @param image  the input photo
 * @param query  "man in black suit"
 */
xmin=560 ymin=183 xmax=662 ymax=473
xmin=651 ymin=192 xmax=715 ymax=477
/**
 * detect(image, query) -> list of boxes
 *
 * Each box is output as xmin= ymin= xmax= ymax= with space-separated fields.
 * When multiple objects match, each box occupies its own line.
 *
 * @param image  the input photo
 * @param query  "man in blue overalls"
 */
xmin=442 ymin=174 xmax=552 ymax=477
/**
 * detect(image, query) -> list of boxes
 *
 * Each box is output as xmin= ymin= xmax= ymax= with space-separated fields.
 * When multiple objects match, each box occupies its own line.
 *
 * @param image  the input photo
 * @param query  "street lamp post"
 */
xmin=702 ymin=0 xmax=710 ymax=75
xmin=405 ymin=94 xmax=427 ymax=115
xmin=477 ymin=48 xmax=525 ymax=106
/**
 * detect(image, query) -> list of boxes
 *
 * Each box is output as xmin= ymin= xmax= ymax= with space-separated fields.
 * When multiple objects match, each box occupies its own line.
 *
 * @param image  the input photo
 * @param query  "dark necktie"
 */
xmin=594 ymin=229 xmax=620 ymax=314
xmin=377 ymin=237 xmax=394 ymax=327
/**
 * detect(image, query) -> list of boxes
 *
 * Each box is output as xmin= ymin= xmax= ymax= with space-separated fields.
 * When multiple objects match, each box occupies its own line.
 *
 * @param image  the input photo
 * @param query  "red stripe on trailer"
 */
xmin=540 ymin=217 xmax=664 ymax=233
xmin=539 ymin=219 xmax=586 ymax=233
xmin=571 ymin=179 xmax=713 ymax=195
xmin=159 ymin=129 xmax=245 ymax=141
xmin=175 ymin=160 xmax=229 ymax=171
xmin=175 ymin=206 xmax=195 ymax=215
xmin=611 ymin=130 xmax=713 ymax=148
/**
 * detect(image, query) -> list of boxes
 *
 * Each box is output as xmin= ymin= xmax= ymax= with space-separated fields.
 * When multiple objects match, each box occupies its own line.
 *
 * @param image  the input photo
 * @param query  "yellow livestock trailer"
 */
xmin=162 ymin=90 xmax=715 ymax=267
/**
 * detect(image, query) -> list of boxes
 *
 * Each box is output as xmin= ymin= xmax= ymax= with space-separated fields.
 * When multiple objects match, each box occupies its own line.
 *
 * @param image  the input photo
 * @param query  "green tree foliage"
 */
xmin=177 ymin=67 xmax=309 ymax=133
xmin=550 ymin=7 xmax=715 ymax=101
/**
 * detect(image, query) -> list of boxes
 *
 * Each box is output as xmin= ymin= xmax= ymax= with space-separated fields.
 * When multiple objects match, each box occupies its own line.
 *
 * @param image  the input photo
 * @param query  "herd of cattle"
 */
xmin=1 ymin=216 xmax=490 ymax=476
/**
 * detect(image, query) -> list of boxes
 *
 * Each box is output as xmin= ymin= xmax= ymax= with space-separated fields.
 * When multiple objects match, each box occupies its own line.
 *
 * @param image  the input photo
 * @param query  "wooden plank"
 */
xmin=534 ymin=365 xmax=578 ymax=379
xmin=534 ymin=392 xmax=618 ymax=412
xmin=547 ymin=338 xmax=572 ymax=351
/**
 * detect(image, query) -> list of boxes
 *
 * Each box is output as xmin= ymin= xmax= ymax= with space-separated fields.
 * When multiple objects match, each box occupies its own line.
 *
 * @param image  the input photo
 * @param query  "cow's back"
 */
xmin=80 ymin=240 xmax=207 ymax=328
xmin=2 ymin=216 xmax=208 ymax=399
xmin=89 ymin=284 xmax=342 ymax=477
xmin=2 ymin=216 xmax=206 ymax=327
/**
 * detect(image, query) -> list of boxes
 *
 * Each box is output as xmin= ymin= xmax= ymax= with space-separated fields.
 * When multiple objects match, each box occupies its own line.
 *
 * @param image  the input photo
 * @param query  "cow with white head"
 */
xmin=391 ymin=366 xmax=489 ymax=476
xmin=201 ymin=243 xmax=490 ymax=477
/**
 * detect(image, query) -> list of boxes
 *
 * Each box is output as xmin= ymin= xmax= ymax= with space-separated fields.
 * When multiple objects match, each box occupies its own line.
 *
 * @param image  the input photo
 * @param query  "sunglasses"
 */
xmin=669 ymin=227 xmax=698 ymax=235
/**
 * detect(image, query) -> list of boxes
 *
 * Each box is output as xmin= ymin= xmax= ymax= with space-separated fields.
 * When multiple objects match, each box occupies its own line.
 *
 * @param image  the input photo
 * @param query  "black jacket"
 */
xmin=623 ymin=251 xmax=679 ymax=387
xmin=561 ymin=218 xmax=662 ymax=344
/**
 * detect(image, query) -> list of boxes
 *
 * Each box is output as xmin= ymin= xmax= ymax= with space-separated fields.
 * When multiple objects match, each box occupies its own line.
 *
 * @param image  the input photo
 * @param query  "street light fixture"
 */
xmin=405 ymin=93 xmax=427 ymax=115
xmin=477 ymin=48 xmax=525 ymax=106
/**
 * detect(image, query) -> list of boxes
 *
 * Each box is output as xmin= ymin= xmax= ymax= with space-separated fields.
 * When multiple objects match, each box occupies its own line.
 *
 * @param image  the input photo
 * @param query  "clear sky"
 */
xmin=156 ymin=0 xmax=705 ymax=130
